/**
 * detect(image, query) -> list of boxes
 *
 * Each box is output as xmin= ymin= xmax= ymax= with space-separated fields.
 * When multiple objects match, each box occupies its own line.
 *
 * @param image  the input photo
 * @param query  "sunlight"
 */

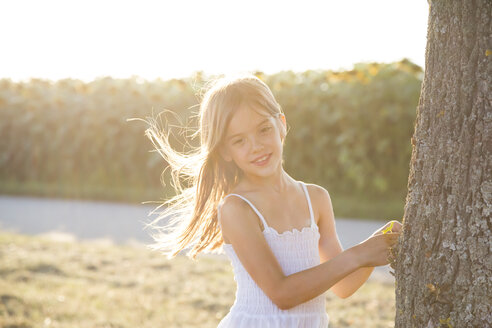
xmin=0 ymin=0 xmax=429 ymax=82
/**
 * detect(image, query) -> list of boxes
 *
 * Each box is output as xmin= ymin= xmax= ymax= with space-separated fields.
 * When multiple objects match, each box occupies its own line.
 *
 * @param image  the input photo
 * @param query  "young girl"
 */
xmin=143 ymin=73 xmax=402 ymax=328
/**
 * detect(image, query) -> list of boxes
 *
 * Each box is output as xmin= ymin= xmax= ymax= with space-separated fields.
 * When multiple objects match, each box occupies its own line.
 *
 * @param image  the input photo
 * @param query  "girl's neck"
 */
xmin=239 ymin=168 xmax=296 ymax=195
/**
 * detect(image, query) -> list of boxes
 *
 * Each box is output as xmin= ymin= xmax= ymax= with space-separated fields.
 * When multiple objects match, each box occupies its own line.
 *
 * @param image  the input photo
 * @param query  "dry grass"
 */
xmin=0 ymin=231 xmax=396 ymax=327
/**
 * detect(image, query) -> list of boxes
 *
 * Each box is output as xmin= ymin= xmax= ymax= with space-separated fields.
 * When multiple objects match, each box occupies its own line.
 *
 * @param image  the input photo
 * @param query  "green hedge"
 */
xmin=0 ymin=59 xmax=421 ymax=209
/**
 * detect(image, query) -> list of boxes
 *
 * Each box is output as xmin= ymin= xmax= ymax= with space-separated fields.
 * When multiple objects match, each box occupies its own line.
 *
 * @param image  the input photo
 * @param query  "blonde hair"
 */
xmin=141 ymin=73 xmax=287 ymax=259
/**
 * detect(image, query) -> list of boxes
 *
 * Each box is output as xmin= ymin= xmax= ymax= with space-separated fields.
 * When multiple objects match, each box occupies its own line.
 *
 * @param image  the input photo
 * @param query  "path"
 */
xmin=0 ymin=195 xmax=395 ymax=282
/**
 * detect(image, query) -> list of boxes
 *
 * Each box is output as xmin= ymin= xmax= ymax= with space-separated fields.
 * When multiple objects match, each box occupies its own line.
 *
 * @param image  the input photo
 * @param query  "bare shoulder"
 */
xmin=300 ymin=182 xmax=333 ymax=227
xmin=302 ymin=182 xmax=331 ymax=204
xmin=218 ymin=194 xmax=262 ymax=243
xmin=219 ymin=195 xmax=253 ymax=224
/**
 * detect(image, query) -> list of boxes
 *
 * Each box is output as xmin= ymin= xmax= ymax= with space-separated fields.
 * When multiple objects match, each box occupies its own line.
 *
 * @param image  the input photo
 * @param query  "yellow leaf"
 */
xmin=382 ymin=221 xmax=395 ymax=234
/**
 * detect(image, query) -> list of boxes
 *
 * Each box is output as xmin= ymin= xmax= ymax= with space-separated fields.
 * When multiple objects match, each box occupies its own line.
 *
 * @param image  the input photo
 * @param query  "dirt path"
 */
xmin=0 ymin=195 xmax=394 ymax=282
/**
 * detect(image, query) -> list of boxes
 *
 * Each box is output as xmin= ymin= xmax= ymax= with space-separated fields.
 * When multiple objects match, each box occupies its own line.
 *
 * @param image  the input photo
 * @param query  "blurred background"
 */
xmin=0 ymin=0 xmax=428 ymax=327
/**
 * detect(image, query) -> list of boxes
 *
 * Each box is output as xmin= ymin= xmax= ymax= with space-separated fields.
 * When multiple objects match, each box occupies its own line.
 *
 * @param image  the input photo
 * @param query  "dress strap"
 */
xmin=220 ymin=193 xmax=270 ymax=229
xmin=300 ymin=182 xmax=315 ymax=227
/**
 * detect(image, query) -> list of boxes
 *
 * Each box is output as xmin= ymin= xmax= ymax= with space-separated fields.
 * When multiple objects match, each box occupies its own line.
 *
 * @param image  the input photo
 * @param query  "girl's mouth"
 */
xmin=252 ymin=153 xmax=272 ymax=166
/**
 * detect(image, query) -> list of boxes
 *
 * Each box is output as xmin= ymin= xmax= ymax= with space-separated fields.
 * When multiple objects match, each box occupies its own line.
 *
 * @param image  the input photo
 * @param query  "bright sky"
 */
xmin=0 ymin=0 xmax=429 ymax=82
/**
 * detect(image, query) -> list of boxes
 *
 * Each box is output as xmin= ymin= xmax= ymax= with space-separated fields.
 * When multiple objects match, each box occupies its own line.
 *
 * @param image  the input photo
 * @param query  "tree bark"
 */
xmin=394 ymin=1 xmax=491 ymax=327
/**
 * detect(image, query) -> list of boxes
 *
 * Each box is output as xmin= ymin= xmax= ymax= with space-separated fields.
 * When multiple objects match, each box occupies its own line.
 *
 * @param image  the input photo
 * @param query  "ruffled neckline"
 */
xmin=263 ymin=223 xmax=319 ymax=237
xmin=222 ymin=224 xmax=319 ymax=248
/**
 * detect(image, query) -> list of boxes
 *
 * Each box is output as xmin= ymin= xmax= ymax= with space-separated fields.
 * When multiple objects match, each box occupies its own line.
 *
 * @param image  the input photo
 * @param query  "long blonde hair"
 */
xmin=141 ymin=73 xmax=287 ymax=259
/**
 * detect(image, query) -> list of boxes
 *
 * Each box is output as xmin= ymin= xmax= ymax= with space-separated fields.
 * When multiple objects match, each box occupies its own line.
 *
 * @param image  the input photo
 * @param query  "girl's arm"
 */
xmin=219 ymin=195 xmax=398 ymax=310
xmin=314 ymin=185 xmax=375 ymax=299
xmin=314 ymin=185 xmax=402 ymax=298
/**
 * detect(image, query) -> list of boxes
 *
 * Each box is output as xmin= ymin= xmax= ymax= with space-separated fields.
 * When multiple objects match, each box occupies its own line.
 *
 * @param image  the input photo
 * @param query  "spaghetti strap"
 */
xmin=300 ymin=181 xmax=316 ymax=227
xmin=220 ymin=193 xmax=270 ymax=229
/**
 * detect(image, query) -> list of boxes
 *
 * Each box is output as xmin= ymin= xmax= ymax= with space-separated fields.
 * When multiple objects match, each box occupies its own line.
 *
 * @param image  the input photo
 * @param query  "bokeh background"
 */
xmin=0 ymin=1 xmax=428 ymax=327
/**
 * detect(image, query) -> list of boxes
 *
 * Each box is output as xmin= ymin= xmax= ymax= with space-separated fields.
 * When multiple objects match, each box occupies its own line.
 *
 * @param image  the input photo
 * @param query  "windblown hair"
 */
xmin=142 ymin=73 xmax=287 ymax=259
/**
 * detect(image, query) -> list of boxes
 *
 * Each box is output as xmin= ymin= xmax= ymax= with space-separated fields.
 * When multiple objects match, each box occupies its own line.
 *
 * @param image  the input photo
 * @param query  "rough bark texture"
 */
xmin=394 ymin=1 xmax=491 ymax=327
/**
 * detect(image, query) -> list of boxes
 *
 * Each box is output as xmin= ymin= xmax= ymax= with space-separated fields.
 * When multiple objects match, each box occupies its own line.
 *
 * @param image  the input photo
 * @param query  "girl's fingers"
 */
xmin=372 ymin=222 xmax=391 ymax=237
xmin=381 ymin=220 xmax=403 ymax=234
xmin=391 ymin=221 xmax=403 ymax=232
xmin=386 ymin=248 xmax=396 ymax=263
xmin=384 ymin=232 xmax=400 ymax=246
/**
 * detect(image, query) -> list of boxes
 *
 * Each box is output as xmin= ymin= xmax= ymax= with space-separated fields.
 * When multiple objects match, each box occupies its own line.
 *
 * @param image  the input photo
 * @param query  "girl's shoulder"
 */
xmin=298 ymin=181 xmax=332 ymax=213
xmin=299 ymin=181 xmax=330 ymax=198
xmin=217 ymin=189 xmax=265 ymax=237
xmin=218 ymin=184 xmax=258 ymax=213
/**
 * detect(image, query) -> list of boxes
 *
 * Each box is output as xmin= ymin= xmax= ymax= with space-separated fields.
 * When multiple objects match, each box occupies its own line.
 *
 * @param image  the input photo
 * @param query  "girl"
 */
xmin=143 ymin=73 xmax=402 ymax=327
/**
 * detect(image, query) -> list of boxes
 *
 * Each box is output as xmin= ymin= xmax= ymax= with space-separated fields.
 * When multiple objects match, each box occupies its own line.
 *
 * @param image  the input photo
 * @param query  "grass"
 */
xmin=330 ymin=192 xmax=405 ymax=221
xmin=0 ymin=179 xmax=167 ymax=205
xmin=0 ymin=179 xmax=405 ymax=220
xmin=0 ymin=230 xmax=397 ymax=328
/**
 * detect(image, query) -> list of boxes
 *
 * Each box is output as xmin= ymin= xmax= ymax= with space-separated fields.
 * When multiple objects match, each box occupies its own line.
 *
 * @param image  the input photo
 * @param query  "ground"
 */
xmin=0 ymin=231 xmax=396 ymax=328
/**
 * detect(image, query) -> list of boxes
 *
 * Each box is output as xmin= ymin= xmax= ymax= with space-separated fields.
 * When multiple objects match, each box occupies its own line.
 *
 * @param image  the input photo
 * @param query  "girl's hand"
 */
xmin=356 ymin=232 xmax=400 ymax=267
xmin=371 ymin=220 xmax=402 ymax=237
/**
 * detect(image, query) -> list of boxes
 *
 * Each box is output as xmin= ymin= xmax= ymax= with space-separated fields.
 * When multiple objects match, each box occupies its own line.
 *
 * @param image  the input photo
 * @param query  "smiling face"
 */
xmin=220 ymin=104 xmax=286 ymax=179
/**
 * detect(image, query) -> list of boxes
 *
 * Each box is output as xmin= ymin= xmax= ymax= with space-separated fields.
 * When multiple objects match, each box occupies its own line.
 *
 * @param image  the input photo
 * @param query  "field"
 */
xmin=0 ymin=231 xmax=396 ymax=328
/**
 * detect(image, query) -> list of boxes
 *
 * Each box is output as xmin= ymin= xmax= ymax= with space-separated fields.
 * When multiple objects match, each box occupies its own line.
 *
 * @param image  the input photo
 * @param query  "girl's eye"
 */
xmin=232 ymin=126 xmax=271 ymax=145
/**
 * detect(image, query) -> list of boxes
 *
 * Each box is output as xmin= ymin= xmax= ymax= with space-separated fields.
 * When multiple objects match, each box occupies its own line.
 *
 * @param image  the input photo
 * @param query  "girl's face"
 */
xmin=220 ymin=104 xmax=285 ymax=179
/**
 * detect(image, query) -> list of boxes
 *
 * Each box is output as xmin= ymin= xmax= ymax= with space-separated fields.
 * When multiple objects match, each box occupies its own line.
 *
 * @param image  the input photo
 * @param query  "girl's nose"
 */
xmin=250 ymin=135 xmax=264 ymax=152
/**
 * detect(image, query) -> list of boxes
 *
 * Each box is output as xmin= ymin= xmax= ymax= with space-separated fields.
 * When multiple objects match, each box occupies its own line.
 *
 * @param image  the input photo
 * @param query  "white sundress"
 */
xmin=217 ymin=181 xmax=330 ymax=328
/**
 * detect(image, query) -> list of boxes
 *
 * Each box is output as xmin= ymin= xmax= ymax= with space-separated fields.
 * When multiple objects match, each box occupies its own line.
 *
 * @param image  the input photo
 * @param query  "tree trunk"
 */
xmin=394 ymin=1 xmax=491 ymax=327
